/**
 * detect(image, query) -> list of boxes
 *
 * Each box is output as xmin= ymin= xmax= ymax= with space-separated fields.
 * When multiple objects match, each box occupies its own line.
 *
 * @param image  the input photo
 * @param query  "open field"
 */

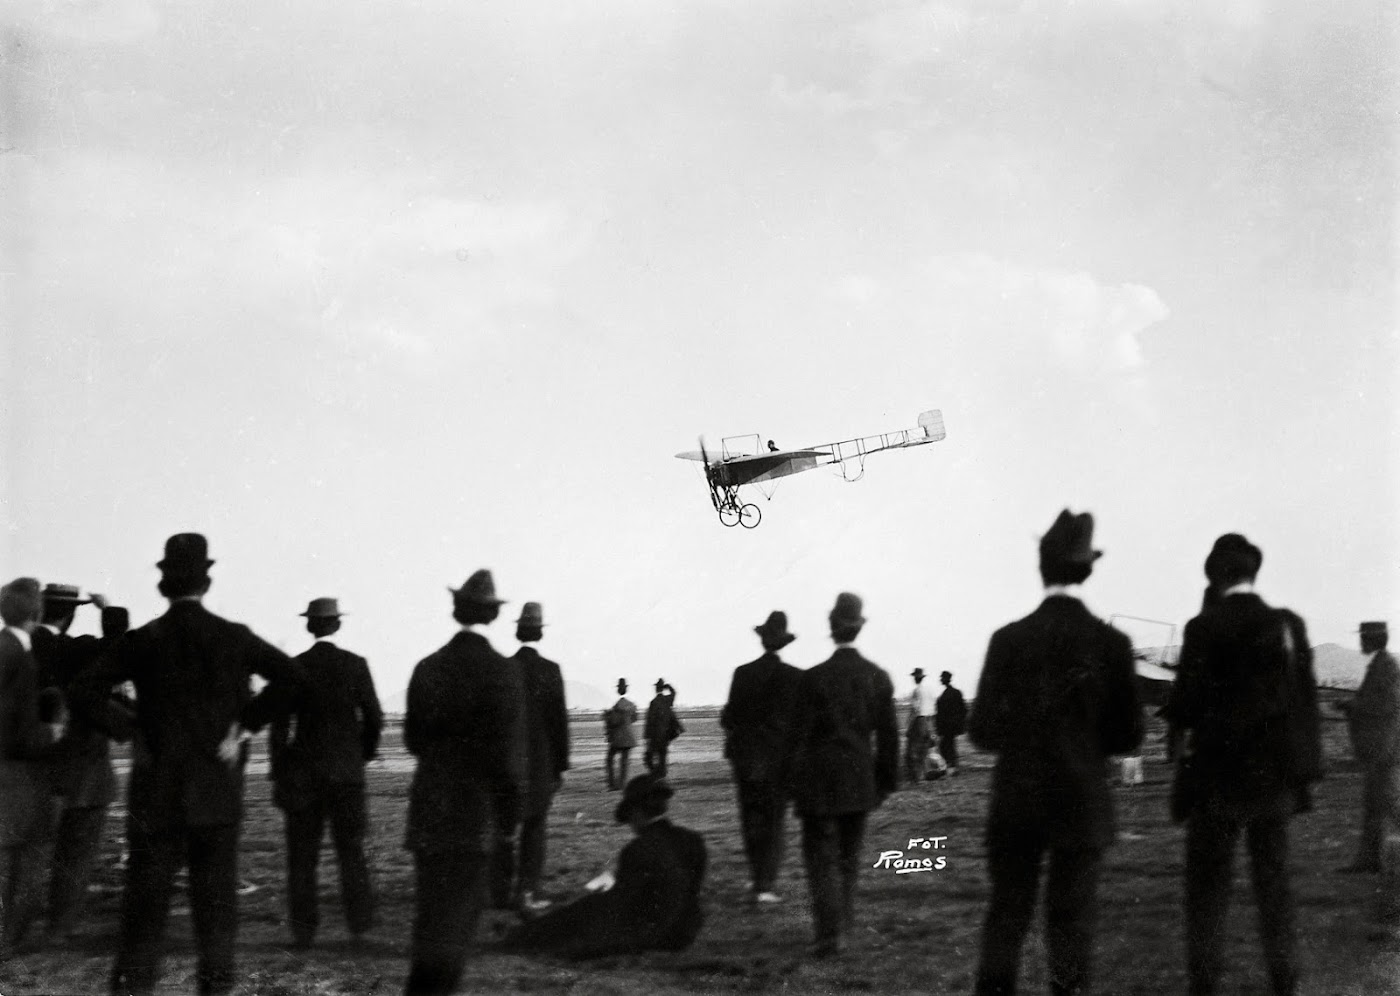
xmin=4 ymin=709 xmax=1398 ymax=995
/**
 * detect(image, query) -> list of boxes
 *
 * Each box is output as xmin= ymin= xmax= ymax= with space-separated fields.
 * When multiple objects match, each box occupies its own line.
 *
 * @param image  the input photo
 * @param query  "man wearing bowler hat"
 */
xmin=968 ymin=510 xmax=1143 ymax=996
xmin=644 ymin=678 xmax=681 ymax=777
xmin=787 ymin=591 xmax=899 ymax=957
xmin=403 ymin=569 xmax=525 ymax=995
xmin=721 ymin=611 xmax=803 ymax=903
xmin=69 ymin=533 xmax=300 ymax=996
xmin=269 ymin=597 xmax=383 ymax=947
xmin=603 ymin=679 xmax=637 ymax=791
xmin=1337 ymin=620 xmax=1398 ymax=874
xmin=935 ymin=670 xmax=968 ymax=777
xmin=1166 ymin=532 xmax=1320 ymax=995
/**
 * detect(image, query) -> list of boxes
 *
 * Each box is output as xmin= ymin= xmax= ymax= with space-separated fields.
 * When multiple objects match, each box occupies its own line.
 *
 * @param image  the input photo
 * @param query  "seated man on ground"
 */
xmin=497 ymin=774 xmax=706 ymax=959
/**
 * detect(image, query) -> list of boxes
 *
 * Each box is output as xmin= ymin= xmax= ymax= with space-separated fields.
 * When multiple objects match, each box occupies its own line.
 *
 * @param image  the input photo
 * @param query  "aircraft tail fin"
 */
xmin=917 ymin=409 xmax=946 ymax=441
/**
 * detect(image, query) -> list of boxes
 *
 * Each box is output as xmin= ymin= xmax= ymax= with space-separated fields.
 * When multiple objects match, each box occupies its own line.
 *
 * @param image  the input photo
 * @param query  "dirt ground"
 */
xmin=4 ymin=709 xmax=1398 ymax=996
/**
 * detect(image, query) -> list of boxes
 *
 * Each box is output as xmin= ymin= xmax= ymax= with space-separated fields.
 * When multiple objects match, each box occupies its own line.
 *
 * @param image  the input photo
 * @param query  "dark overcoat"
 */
xmin=968 ymin=595 xmax=1143 ymax=850
xmin=0 ymin=630 xmax=60 ymax=848
xmin=270 ymin=640 xmax=383 ymax=810
xmin=644 ymin=690 xmax=677 ymax=748
xmin=787 ymin=646 xmax=899 ymax=816
xmin=720 ymin=652 xmax=803 ymax=784
xmin=33 ymin=627 xmax=118 ymax=808
xmin=1347 ymin=649 xmax=1399 ymax=766
xmin=404 ymin=629 xmax=526 ymax=853
xmin=500 ymin=817 xmax=707 ymax=958
xmin=934 ymin=684 xmax=967 ymax=739
xmin=1166 ymin=592 xmax=1321 ymax=810
xmin=514 ymin=646 xmax=570 ymax=818
xmin=70 ymin=601 xmax=298 ymax=830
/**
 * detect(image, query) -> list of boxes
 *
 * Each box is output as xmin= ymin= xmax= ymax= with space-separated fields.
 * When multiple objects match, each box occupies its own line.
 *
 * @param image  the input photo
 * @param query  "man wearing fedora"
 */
xmin=498 ymin=772 xmax=707 ymax=958
xmin=1166 ymin=532 xmax=1320 ymax=996
xmin=69 ymin=533 xmax=300 ymax=996
xmin=269 ymin=597 xmax=383 ymax=948
xmin=644 ymin=678 xmax=681 ymax=778
xmin=1336 ymin=621 xmax=1398 ymax=874
xmin=503 ymin=601 xmax=570 ymax=913
xmin=721 ymin=610 xmax=803 ymax=903
xmin=904 ymin=667 xmax=938 ymax=783
xmin=968 ymin=510 xmax=1143 ymax=996
xmin=403 ymin=569 xmax=526 ymax=996
xmin=787 ymin=591 xmax=898 ymax=957
xmin=604 ymin=680 xmax=637 ymax=791
xmin=935 ymin=670 xmax=968 ymax=777
xmin=1 ymin=578 xmax=69 ymax=961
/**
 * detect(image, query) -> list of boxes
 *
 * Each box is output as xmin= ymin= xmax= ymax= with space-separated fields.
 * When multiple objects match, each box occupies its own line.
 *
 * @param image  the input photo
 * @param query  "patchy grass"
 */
xmin=3 ymin=713 xmax=1397 ymax=995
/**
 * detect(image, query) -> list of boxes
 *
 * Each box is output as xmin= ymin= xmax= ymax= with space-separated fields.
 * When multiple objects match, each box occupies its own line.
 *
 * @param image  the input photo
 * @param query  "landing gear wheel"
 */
xmin=718 ymin=506 xmax=741 ymax=527
xmin=739 ymin=504 xmax=762 ymax=529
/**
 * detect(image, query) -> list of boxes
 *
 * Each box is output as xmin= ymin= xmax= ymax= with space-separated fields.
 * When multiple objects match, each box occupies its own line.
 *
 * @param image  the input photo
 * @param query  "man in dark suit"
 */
xmin=934 ymin=670 xmax=967 ymax=776
xmin=33 ymin=584 xmax=127 ymax=943
xmin=505 ymin=602 xmax=570 ymax=912
xmin=968 ymin=509 xmax=1143 ymax=996
xmin=269 ymin=597 xmax=383 ymax=948
xmin=1337 ymin=621 xmax=1398 ymax=874
xmin=498 ymin=773 xmax=707 ymax=959
xmin=644 ymin=679 xmax=679 ymax=777
xmin=787 ymin=592 xmax=898 ymax=957
xmin=604 ymin=679 xmax=637 ymax=790
xmin=1167 ymin=533 xmax=1321 ymax=996
xmin=403 ymin=569 xmax=526 ymax=996
xmin=69 ymin=534 xmax=300 ymax=996
xmin=1 ymin=578 xmax=68 ymax=961
xmin=720 ymin=610 xmax=802 ymax=904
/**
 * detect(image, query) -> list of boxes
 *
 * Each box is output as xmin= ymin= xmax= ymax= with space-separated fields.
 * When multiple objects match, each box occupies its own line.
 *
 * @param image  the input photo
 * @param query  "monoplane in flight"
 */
xmin=676 ymin=409 xmax=946 ymax=528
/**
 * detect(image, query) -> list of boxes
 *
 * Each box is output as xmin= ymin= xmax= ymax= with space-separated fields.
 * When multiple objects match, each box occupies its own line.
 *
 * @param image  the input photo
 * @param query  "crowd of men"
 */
xmin=0 ymin=512 xmax=1395 ymax=996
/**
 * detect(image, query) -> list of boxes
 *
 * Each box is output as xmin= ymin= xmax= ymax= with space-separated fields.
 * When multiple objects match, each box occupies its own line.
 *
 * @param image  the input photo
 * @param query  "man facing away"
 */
xmin=720 ymin=610 xmax=803 ymax=904
xmin=934 ymin=670 xmax=967 ymax=777
xmin=904 ymin=667 xmax=937 ymax=783
xmin=1337 ymin=620 xmax=1399 ymax=874
xmin=402 ymin=569 xmax=525 ymax=996
xmin=603 ymin=679 xmax=637 ymax=791
xmin=69 ymin=534 xmax=300 ymax=996
xmin=968 ymin=509 xmax=1143 ymax=996
xmin=1165 ymin=533 xmax=1321 ymax=996
xmin=786 ymin=591 xmax=898 ymax=957
xmin=506 ymin=601 xmax=570 ymax=912
xmin=269 ymin=597 xmax=383 ymax=948
xmin=1 ymin=578 xmax=69 ymax=961
xmin=644 ymin=679 xmax=680 ymax=777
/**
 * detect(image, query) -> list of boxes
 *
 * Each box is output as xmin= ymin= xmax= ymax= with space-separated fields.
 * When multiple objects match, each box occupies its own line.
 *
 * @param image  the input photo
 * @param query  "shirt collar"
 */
xmin=315 ymin=636 xmax=337 ymax=647
xmin=40 ymin=623 xmax=61 ymax=635
xmin=5 ymin=627 xmax=32 ymax=651
xmin=834 ymin=640 xmax=857 ymax=649
xmin=1220 ymin=582 xmax=1255 ymax=598
xmin=1043 ymin=584 xmax=1084 ymax=601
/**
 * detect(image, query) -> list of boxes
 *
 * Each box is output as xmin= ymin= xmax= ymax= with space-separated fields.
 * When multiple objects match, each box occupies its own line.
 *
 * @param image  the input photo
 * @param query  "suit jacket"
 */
xmin=0 ymin=629 xmax=60 ymax=847
xmin=605 ymin=697 xmax=638 ymax=749
xmin=1347 ymin=649 xmax=1399 ymax=767
xmin=514 ymin=646 xmax=570 ymax=818
xmin=934 ymin=685 xmax=967 ymax=738
xmin=720 ymin=652 xmax=803 ymax=783
xmin=787 ymin=646 xmax=899 ymax=816
xmin=32 ymin=627 xmax=118 ymax=809
xmin=270 ymin=640 xmax=383 ymax=810
xmin=1167 ymin=592 xmax=1322 ymax=811
xmin=501 ymin=817 xmax=707 ymax=958
xmin=968 ymin=595 xmax=1143 ymax=850
xmin=644 ymin=690 xmax=678 ymax=748
xmin=404 ymin=629 xmax=526 ymax=853
xmin=70 ymin=600 xmax=298 ymax=830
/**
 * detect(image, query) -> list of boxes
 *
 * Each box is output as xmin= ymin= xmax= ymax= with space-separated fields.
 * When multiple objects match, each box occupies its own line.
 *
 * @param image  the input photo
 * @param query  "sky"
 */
xmin=2 ymin=0 xmax=1396 ymax=708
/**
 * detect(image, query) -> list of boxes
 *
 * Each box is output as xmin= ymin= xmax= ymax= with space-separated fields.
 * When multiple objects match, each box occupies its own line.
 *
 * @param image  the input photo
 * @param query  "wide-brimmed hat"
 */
xmin=1360 ymin=621 xmax=1388 ymax=639
xmin=754 ymin=610 xmax=796 ymax=648
xmin=911 ymin=667 xmax=925 ymax=680
xmin=1039 ymin=510 xmax=1102 ymax=566
xmin=157 ymin=533 xmax=214 ymax=573
xmin=516 ymin=602 xmax=545 ymax=627
xmin=614 ymin=773 xmax=674 ymax=823
xmin=448 ymin=569 xmax=506 ymax=606
xmin=654 ymin=678 xmax=668 ymax=691
xmin=1203 ymin=533 xmax=1262 ymax=583
xmin=41 ymin=583 xmax=91 ymax=606
xmin=300 ymin=597 xmax=342 ymax=619
xmin=829 ymin=591 xmax=865 ymax=628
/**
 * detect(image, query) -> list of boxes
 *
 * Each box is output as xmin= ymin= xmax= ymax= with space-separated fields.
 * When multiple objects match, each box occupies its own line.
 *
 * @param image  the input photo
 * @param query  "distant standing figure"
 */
xmin=403 ymin=569 xmax=525 ymax=996
xmin=644 ymin=679 xmax=681 ymax=777
xmin=934 ymin=670 xmax=967 ymax=777
xmin=604 ymin=680 xmax=637 ymax=791
xmin=787 ymin=591 xmax=899 ymax=957
xmin=269 ymin=597 xmax=383 ymax=948
xmin=508 ymin=602 xmax=570 ymax=912
xmin=1166 ymin=533 xmax=1321 ymax=996
xmin=904 ymin=667 xmax=937 ymax=783
xmin=720 ymin=611 xmax=803 ymax=903
xmin=1337 ymin=621 xmax=1398 ymax=874
xmin=968 ymin=510 xmax=1143 ymax=996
